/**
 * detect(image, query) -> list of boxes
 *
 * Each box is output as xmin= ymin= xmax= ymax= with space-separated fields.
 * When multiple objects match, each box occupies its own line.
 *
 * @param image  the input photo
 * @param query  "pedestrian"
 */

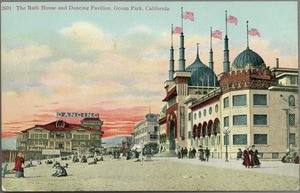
xmin=14 ymin=152 xmax=25 ymax=178
xmin=188 ymin=148 xmax=192 ymax=158
xmin=198 ymin=146 xmax=204 ymax=161
xmin=204 ymin=147 xmax=210 ymax=162
xmin=184 ymin=147 xmax=188 ymax=158
xmin=181 ymin=147 xmax=184 ymax=159
xmin=237 ymin=148 xmax=243 ymax=160
xmin=242 ymin=146 xmax=251 ymax=168
xmin=2 ymin=163 xmax=8 ymax=178
xmin=191 ymin=147 xmax=196 ymax=158
xmin=249 ymin=145 xmax=261 ymax=168
xmin=177 ymin=146 xmax=181 ymax=159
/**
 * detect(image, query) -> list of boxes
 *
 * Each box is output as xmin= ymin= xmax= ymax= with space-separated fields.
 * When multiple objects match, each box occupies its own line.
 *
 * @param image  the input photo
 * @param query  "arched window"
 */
xmin=289 ymin=95 xmax=295 ymax=107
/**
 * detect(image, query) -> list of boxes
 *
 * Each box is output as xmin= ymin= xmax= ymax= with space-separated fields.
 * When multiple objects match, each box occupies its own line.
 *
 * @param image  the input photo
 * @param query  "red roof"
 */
xmin=22 ymin=120 xmax=100 ymax=133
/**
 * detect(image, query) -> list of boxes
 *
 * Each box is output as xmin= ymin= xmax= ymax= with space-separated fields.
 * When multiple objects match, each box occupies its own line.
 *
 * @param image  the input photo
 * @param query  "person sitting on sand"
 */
xmin=52 ymin=163 xmax=67 ymax=177
xmin=81 ymin=156 xmax=87 ymax=163
xmin=25 ymin=159 xmax=36 ymax=168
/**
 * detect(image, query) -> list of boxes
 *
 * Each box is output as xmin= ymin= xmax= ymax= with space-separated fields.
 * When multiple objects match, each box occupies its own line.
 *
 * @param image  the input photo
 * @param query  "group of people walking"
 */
xmin=177 ymin=146 xmax=210 ymax=161
xmin=242 ymin=145 xmax=261 ymax=168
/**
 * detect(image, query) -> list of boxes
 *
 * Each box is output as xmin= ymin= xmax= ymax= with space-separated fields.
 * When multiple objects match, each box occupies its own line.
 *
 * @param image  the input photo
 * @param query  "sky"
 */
xmin=1 ymin=1 xmax=298 ymax=138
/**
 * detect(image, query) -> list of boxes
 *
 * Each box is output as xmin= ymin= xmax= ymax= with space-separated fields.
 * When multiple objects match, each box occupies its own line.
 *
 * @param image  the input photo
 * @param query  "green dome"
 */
xmin=232 ymin=48 xmax=265 ymax=69
xmin=186 ymin=55 xmax=218 ymax=86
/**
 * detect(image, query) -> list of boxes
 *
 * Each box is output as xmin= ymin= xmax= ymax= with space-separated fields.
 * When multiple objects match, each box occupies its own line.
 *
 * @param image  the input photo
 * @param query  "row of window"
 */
xmin=224 ymin=94 xmax=295 ymax=108
xmin=224 ymin=114 xmax=296 ymax=127
xmin=191 ymin=105 xmax=219 ymax=120
xmin=227 ymin=133 xmax=296 ymax=145
xmin=30 ymin=133 xmax=101 ymax=140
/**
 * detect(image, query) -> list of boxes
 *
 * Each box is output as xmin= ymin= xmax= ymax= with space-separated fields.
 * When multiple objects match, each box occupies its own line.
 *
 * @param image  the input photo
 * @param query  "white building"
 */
xmin=133 ymin=114 xmax=159 ymax=153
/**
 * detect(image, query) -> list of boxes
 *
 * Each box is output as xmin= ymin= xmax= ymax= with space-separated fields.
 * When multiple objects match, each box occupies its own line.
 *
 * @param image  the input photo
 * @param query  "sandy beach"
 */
xmin=2 ymin=155 xmax=299 ymax=191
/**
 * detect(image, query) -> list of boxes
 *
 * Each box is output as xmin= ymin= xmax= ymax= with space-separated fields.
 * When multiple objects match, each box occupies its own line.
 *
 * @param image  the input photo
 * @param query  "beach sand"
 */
xmin=2 ymin=155 xmax=299 ymax=191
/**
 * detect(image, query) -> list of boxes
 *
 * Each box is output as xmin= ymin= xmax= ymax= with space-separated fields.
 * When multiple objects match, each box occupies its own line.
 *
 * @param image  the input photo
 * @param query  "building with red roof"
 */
xmin=16 ymin=118 xmax=104 ymax=154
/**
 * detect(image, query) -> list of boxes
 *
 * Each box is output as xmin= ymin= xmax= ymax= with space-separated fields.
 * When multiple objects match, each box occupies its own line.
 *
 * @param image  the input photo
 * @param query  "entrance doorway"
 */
xmin=169 ymin=120 xmax=175 ymax=150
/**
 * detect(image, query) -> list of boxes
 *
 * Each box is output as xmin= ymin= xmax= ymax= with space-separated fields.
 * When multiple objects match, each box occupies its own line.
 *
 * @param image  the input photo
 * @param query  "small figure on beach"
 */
xmin=25 ymin=159 xmax=35 ymax=168
xmin=237 ymin=148 xmax=243 ymax=160
xmin=14 ymin=152 xmax=25 ymax=178
xmin=204 ymin=147 xmax=210 ymax=162
xmin=81 ymin=156 xmax=87 ymax=163
xmin=249 ymin=145 xmax=261 ymax=168
xmin=52 ymin=163 xmax=67 ymax=177
xmin=2 ymin=163 xmax=8 ymax=178
xmin=242 ymin=146 xmax=251 ymax=168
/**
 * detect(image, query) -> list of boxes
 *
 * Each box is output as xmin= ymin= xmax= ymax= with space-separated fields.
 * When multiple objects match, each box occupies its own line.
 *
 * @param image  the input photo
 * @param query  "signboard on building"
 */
xmin=57 ymin=112 xmax=99 ymax=118
xmin=42 ymin=149 xmax=61 ymax=155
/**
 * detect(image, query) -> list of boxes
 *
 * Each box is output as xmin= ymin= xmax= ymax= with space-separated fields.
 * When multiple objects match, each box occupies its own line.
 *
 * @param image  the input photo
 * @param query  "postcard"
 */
xmin=1 ymin=0 xmax=299 ymax=191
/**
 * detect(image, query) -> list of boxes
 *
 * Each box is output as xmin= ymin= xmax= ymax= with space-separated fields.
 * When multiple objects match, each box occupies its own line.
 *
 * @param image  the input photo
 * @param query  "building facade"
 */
xmin=133 ymin=114 xmax=159 ymax=153
xmin=158 ymin=29 xmax=298 ymax=159
xmin=16 ymin=118 xmax=104 ymax=155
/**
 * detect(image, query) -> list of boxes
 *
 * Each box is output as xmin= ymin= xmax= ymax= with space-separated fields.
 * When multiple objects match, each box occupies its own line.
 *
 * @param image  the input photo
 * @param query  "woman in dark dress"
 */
xmin=249 ymin=145 xmax=261 ymax=168
xmin=242 ymin=147 xmax=251 ymax=168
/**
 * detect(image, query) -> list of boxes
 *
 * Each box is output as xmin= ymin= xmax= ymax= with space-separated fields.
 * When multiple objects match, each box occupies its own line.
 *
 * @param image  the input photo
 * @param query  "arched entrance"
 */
xmin=169 ymin=120 xmax=176 ymax=150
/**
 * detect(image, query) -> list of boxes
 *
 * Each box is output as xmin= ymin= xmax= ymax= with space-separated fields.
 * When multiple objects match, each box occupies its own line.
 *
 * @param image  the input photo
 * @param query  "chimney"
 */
xmin=276 ymin=58 xmax=279 ymax=68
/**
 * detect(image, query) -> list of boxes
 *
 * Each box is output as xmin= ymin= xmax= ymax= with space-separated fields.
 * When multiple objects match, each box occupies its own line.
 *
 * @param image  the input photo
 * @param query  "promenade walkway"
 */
xmin=152 ymin=157 xmax=300 ymax=178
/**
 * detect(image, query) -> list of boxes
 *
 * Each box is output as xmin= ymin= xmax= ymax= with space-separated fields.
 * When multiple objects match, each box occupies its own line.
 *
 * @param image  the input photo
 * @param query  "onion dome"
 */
xmin=186 ymin=54 xmax=218 ymax=87
xmin=232 ymin=48 xmax=265 ymax=70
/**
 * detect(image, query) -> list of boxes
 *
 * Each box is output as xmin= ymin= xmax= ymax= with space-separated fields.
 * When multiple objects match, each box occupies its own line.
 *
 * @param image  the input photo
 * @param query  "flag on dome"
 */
xmin=212 ymin=30 xmax=222 ymax=40
xmin=182 ymin=11 xmax=194 ymax=21
xmin=173 ymin=27 xmax=183 ymax=34
xmin=227 ymin=15 xmax=238 ymax=25
xmin=248 ymin=28 xmax=260 ymax=37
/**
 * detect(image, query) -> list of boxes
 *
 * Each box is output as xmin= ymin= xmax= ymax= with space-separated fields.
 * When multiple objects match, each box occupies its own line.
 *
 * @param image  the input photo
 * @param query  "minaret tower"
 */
xmin=223 ymin=11 xmax=230 ymax=73
xmin=178 ymin=7 xmax=186 ymax=71
xmin=169 ymin=24 xmax=175 ymax=80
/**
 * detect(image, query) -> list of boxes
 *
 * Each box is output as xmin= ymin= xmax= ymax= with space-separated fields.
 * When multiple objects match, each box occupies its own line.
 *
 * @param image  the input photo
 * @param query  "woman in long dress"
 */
xmin=242 ymin=147 xmax=251 ymax=168
xmin=249 ymin=145 xmax=261 ymax=168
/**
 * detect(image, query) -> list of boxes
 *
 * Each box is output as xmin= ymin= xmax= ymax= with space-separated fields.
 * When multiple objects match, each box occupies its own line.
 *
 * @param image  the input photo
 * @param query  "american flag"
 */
xmin=173 ymin=27 xmax=183 ymax=34
xmin=182 ymin=11 xmax=194 ymax=21
xmin=212 ymin=30 xmax=222 ymax=40
xmin=227 ymin=15 xmax=238 ymax=25
xmin=248 ymin=28 xmax=261 ymax=37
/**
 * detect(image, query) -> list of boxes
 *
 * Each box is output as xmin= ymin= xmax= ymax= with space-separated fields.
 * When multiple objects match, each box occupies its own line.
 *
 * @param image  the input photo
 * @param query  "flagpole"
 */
xmin=171 ymin=24 xmax=173 ymax=47
xmin=246 ymin=21 xmax=249 ymax=49
xmin=181 ymin=7 xmax=183 ymax=32
xmin=210 ymin=27 xmax=212 ymax=50
xmin=225 ymin=10 xmax=228 ymax=36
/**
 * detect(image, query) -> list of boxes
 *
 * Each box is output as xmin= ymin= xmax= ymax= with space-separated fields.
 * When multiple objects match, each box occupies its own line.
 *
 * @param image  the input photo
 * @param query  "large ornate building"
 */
xmin=158 ymin=26 xmax=298 ymax=159
xmin=16 ymin=118 xmax=104 ymax=155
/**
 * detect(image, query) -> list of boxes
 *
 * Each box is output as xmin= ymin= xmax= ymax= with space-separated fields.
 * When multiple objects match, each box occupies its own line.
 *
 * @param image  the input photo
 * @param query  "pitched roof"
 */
xmin=22 ymin=120 xmax=100 ymax=133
